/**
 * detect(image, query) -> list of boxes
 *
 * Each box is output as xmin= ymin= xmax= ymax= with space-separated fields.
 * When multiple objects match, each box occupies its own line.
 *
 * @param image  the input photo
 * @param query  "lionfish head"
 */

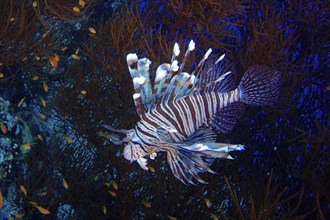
xmin=122 ymin=129 xmax=146 ymax=163
xmin=101 ymin=125 xmax=145 ymax=163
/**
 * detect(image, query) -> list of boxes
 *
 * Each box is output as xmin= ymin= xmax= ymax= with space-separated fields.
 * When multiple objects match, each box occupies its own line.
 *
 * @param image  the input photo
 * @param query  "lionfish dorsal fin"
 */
xmin=127 ymin=54 xmax=154 ymax=116
xmin=159 ymin=40 xmax=197 ymax=102
xmin=127 ymin=40 xmax=237 ymax=116
xmin=192 ymin=54 xmax=237 ymax=93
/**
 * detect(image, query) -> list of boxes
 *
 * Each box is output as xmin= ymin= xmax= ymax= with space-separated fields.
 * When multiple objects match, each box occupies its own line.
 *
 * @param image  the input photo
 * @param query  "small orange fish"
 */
xmin=37 ymin=134 xmax=43 ymax=141
xmin=210 ymin=213 xmax=219 ymax=220
xmin=1 ymin=122 xmax=7 ymax=134
xmin=89 ymin=27 xmax=96 ymax=34
xmin=36 ymin=205 xmax=50 ymax=214
xmin=65 ymin=136 xmax=73 ymax=143
xmin=62 ymin=177 xmax=69 ymax=189
xmin=113 ymin=181 xmax=118 ymax=190
xmin=167 ymin=215 xmax=177 ymax=220
xmin=15 ymin=212 xmax=25 ymax=218
xmin=35 ymin=56 xmax=40 ymax=61
xmin=32 ymin=75 xmax=39 ymax=80
xmin=75 ymin=48 xmax=80 ymax=55
xmin=41 ymin=98 xmax=46 ymax=107
xmin=0 ymin=73 xmax=4 ymax=78
xmin=204 ymin=198 xmax=211 ymax=208
xmin=142 ymin=202 xmax=152 ymax=208
xmin=79 ymin=0 xmax=86 ymax=7
xmin=48 ymin=54 xmax=59 ymax=70
xmin=20 ymin=185 xmax=27 ymax=196
xmin=148 ymin=166 xmax=155 ymax=173
xmin=21 ymin=143 xmax=35 ymax=150
xmin=38 ymin=191 xmax=47 ymax=196
xmin=73 ymin=7 xmax=80 ymax=13
xmin=32 ymin=1 xmax=37 ymax=7
xmin=109 ymin=190 xmax=116 ymax=197
xmin=17 ymin=97 xmax=26 ymax=107
xmin=98 ymin=132 xmax=107 ymax=138
xmin=28 ymin=201 xmax=38 ymax=206
xmin=43 ymin=82 xmax=49 ymax=92
xmin=71 ymin=54 xmax=80 ymax=60
xmin=0 ymin=190 xmax=3 ymax=209
xmin=39 ymin=112 xmax=47 ymax=120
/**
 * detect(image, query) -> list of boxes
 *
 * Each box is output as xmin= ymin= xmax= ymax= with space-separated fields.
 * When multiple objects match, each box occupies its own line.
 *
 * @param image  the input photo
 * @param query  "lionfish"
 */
xmin=104 ymin=40 xmax=281 ymax=184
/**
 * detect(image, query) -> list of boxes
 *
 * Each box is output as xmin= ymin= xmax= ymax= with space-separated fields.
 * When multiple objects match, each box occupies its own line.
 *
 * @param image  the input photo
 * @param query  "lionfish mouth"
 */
xmin=101 ymin=124 xmax=130 ymax=144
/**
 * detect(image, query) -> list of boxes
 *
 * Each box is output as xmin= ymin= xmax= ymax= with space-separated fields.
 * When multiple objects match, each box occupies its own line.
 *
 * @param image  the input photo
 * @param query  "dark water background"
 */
xmin=0 ymin=0 xmax=329 ymax=219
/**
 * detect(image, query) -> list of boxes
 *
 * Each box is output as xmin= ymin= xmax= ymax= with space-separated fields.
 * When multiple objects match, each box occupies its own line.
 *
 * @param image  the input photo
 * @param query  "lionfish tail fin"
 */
xmin=239 ymin=65 xmax=281 ymax=106
xmin=164 ymin=143 xmax=244 ymax=184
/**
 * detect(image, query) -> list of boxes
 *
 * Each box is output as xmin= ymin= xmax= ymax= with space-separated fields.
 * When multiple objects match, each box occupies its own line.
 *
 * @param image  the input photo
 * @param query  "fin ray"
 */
xmin=209 ymin=102 xmax=245 ymax=133
xmin=239 ymin=65 xmax=281 ymax=106
xmin=163 ymin=142 xmax=244 ymax=184
xmin=193 ymin=56 xmax=237 ymax=93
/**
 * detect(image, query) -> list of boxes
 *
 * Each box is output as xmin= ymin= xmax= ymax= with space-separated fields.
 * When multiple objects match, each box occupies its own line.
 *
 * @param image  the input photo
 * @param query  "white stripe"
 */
xmin=230 ymin=91 xmax=235 ymax=103
xmin=205 ymin=94 xmax=213 ymax=119
xmin=223 ymin=93 xmax=228 ymax=108
xmin=180 ymin=99 xmax=194 ymax=135
xmin=173 ymin=100 xmax=189 ymax=135
xmin=189 ymin=96 xmax=201 ymax=127
xmin=160 ymin=103 xmax=183 ymax=132
xmin=211 ymin=92 xmax=217 ymax=114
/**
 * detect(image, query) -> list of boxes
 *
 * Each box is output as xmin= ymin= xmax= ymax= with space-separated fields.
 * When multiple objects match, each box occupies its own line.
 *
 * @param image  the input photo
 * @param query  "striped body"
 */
xmin=136 ymin=89 xmax=241 ymax=146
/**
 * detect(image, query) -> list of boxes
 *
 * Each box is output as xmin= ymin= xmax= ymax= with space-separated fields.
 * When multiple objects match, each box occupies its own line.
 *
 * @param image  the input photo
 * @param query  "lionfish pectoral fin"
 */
xmin=163 ymin=145 xmax=217 ymax=184
xmin=156 ymin=125 xmax=178 ymax=143
xmin=137 ymin=157 xmax=149 ymax=170
xmin=209 ymin=102 xmax=245 ymax=133
xmin=177 ymin=127 xmax=217 ymax=146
